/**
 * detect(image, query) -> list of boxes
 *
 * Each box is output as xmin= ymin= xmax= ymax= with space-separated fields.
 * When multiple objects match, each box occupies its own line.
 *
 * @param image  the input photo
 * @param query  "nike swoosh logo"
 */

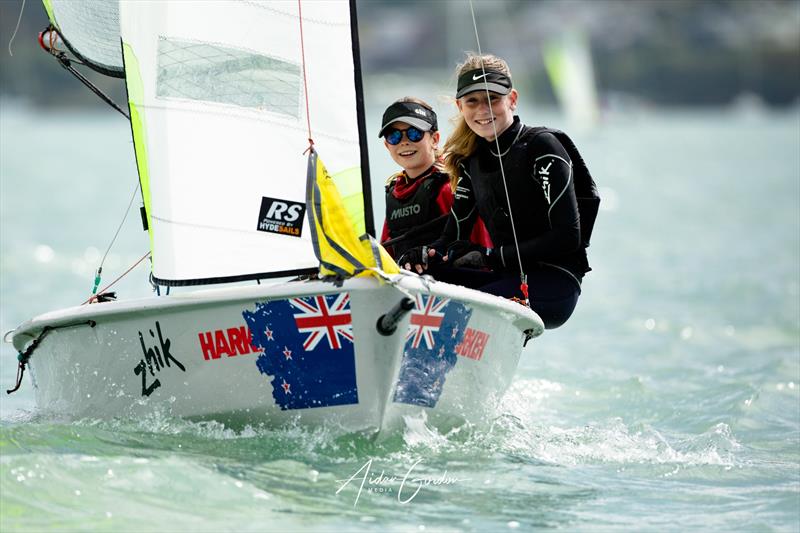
xmin=472 ymin=73 xmax=488 ymax=81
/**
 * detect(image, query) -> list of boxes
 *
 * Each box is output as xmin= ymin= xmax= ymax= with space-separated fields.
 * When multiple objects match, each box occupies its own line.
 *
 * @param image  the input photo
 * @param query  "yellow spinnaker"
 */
xmin=306 ymin=149 xmax=399 ymax=279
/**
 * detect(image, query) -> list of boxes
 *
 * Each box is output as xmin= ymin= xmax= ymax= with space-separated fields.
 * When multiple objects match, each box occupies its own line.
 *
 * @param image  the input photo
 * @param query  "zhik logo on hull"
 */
xmin=257 ymin=196 xmax=306 ymax=237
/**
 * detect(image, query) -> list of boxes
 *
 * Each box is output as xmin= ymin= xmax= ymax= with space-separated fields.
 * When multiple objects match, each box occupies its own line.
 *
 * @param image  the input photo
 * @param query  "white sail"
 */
xmin=120 ymin=0 xmax=368 ymax=284
xmin=43 ymin=0 xmax=124 ymax=76
xmin=543 ymin=29 xmax=600 ymax=130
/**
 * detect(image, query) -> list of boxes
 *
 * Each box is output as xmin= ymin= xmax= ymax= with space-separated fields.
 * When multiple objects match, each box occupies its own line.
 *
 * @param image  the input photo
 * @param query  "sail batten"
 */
xmin=120 ymin=0 xmax=370 ymax=285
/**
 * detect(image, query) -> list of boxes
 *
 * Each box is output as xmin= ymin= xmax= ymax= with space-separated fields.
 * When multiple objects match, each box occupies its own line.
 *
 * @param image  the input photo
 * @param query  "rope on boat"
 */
xmin=83 ymin=252 xmax=151 ymax=305
xmin=6 ymin=321 xmax=96 ymax=395
xmin=297 ymin=0 xmax=315 ymax=153
xmin=92 ymin=183 xmax=142 ymax=295
xmin=467 ymin=1 xmax=529 ymax=307
xmin=38 ymin=26 xmax=130 ymax=120
xmin=37 ymin=26 xmax=145 ymax=302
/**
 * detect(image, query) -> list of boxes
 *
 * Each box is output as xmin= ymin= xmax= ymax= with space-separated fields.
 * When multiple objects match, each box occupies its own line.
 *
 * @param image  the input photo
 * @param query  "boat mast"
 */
xmin=348 ymin=0 xmax=375 ymax=238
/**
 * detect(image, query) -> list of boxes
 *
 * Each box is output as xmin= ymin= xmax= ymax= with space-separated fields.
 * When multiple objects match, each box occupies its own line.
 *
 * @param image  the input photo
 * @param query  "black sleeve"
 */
xmin=430 ymin=166 xmax=479 ymax=250
xmin=501 ymin=133 xmax=581 ymax=269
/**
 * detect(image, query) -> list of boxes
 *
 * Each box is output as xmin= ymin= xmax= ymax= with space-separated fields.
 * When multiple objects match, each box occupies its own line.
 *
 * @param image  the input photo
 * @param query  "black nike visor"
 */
xmin=456 ymin=69 xmax=512 ymax=98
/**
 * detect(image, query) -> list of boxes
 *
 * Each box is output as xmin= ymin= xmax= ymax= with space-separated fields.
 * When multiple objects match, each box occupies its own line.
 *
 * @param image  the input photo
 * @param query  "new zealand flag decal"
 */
xmin=243 ymin=293 xmax=358 ymax=410
xmin=393 ymin=295 xmax=472 ymax=408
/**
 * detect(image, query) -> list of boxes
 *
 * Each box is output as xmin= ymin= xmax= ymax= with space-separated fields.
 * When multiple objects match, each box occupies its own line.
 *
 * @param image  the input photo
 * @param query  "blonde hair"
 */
xmin=385 ymin=96 xmax=444 ymax=185
xmin=443 ymin=53 xmax=512 ymax=190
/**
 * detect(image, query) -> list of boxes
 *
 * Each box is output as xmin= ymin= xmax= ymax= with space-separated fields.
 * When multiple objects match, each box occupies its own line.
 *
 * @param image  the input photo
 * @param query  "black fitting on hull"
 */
xmin=376 ymin=297 xmax=415 ymax=336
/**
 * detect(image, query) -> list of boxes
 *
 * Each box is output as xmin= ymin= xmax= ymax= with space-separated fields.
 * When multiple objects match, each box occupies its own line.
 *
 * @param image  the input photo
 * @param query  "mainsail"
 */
xmin=119 ymin=0 xmax=373 ymax=285
xmin=42 ymin=0 xmax=124 ymax=77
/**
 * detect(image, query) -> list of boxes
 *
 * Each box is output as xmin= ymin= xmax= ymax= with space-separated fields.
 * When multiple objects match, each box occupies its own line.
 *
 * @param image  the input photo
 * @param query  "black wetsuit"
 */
xmin=437 ymin=117 xmax=587 ymax=329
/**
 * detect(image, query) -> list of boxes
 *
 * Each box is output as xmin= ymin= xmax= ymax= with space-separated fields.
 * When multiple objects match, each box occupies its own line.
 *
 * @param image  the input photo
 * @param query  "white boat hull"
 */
xmin=9 ymin=275 xmax=543 ymax=433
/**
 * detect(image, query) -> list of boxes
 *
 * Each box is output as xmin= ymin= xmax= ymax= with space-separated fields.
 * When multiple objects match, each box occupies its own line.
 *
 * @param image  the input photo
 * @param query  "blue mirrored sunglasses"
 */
xmin=385 ymin=126 xmax=426 ymax=145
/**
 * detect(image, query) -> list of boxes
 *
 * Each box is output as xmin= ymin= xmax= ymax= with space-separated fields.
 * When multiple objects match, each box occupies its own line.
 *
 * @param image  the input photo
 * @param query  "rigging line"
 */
xmin=6 ymin=0 xmax=25 ymax=57
xmin=468 ymin=0 xmax=527 ymax=294
xmin=98 ymin=182 xmax=141 ymax=271
xmin=83 ymin=252 xmax=151 ymax=306
xmin=297 ymin=0 xmax=314 ymax=149
xmin=40 ymin=30 xmax=128 ymax=119
xmin=55 ymin=54 xmax=130 ymax=119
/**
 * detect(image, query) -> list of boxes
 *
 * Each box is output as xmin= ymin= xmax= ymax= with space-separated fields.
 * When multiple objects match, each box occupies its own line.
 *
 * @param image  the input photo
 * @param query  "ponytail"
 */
xmin=443 ymin=118 xmax=478 ymax=190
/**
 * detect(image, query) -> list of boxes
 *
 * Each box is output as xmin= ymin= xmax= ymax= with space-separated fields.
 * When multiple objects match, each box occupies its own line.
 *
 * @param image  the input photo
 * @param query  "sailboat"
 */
xmin=542 ymin=28 xmax=601 ymax=130
xmin=7 ymin=0 xmax=543 ymax=433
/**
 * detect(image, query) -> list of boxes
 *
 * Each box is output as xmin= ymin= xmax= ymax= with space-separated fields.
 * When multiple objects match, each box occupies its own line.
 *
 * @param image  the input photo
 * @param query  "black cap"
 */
xmin=378 ymin=101 xmax=438 ymax=138
xmin=456 ymin=69 xmax=512 ymax=98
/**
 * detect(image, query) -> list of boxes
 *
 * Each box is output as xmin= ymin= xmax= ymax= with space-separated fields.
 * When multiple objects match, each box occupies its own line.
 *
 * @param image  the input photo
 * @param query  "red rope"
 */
xmin=38 ymin=27 xmax=57 ymax=53
xmin=298 ymin=0 xmax=314 ymax=153
xmin=82 ymin=252 xmax=150 ymax=305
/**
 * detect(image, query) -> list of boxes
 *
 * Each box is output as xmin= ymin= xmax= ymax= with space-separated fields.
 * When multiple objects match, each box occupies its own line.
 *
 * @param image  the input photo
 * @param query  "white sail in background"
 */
xmin=119 ymin=0 xmax=367 ymax=284
xmin=543 ymin=29 xmax=600 ymax=130
xmin=44 ymin=0 xmax=124 ymax=76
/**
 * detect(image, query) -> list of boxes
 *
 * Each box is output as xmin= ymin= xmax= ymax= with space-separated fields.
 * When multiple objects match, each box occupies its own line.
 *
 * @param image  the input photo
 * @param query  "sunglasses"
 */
xmin=385 ymin=126 xmax=426 ymax=145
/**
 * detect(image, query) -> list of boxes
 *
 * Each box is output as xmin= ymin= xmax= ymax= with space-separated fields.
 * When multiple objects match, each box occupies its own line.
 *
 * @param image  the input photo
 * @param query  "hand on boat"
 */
xmin=444 ymin=242 xmax=504 ymax=271
xmin=398 ymin=246 xmax=441 ymax=274
xmin=443 ymin=241 xmax=481 ymax=265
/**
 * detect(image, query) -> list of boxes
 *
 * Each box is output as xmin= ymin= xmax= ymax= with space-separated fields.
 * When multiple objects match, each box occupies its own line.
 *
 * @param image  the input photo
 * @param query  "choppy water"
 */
xmin=1 ymin=98 xmax=799 ymax=531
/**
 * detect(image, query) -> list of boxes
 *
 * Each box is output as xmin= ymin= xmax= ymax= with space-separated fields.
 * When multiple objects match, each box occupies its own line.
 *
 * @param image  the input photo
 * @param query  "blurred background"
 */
xmin=1 ymin=0 xmax=799 ymax=109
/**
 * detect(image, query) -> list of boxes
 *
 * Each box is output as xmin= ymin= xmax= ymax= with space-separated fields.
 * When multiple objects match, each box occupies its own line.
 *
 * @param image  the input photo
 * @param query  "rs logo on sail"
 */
xmin=256 ymin=196 xmax=306 ymax=237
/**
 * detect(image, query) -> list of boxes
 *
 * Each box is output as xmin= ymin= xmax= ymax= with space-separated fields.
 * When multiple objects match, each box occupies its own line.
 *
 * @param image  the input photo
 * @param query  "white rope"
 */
xmin=467 ymin=0 xmax=526 ymax=284
xmin=99 ymin=182 xmax=140 ymax=271
xmin=7 ymin=0 xmax=26 ymax=57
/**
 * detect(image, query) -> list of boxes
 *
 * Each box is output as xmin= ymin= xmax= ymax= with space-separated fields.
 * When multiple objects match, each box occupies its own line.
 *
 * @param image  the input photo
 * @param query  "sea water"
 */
xmin=1 ymin=98 xmax=798 ymax=531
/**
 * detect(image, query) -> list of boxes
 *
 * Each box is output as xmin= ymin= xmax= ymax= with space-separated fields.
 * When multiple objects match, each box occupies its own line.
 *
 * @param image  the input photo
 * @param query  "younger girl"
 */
xmin=377 ymin=97 xmax=491 ymax=268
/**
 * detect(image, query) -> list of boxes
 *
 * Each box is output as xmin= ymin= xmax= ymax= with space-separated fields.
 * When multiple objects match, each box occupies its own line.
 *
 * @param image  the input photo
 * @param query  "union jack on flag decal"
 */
xmin=395 ymin=296 xmax=473 ymax=408
xmin=406 ymin=294 xmax=448 ymax=349
xmin=243 ymin=292 xmax=358 ymax=410
xmin=290 ymin=294 xmax=353 ymax=350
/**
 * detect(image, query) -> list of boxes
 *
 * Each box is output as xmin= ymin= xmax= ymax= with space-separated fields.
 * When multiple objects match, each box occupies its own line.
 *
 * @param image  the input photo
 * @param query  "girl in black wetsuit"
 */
xmin=407 ymin=54 xmax=592 ymax=329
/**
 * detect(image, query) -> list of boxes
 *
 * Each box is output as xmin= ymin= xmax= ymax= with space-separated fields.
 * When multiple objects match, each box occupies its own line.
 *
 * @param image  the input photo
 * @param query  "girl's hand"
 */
xmin=398 ymin=246 xmax=441 ymax=274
